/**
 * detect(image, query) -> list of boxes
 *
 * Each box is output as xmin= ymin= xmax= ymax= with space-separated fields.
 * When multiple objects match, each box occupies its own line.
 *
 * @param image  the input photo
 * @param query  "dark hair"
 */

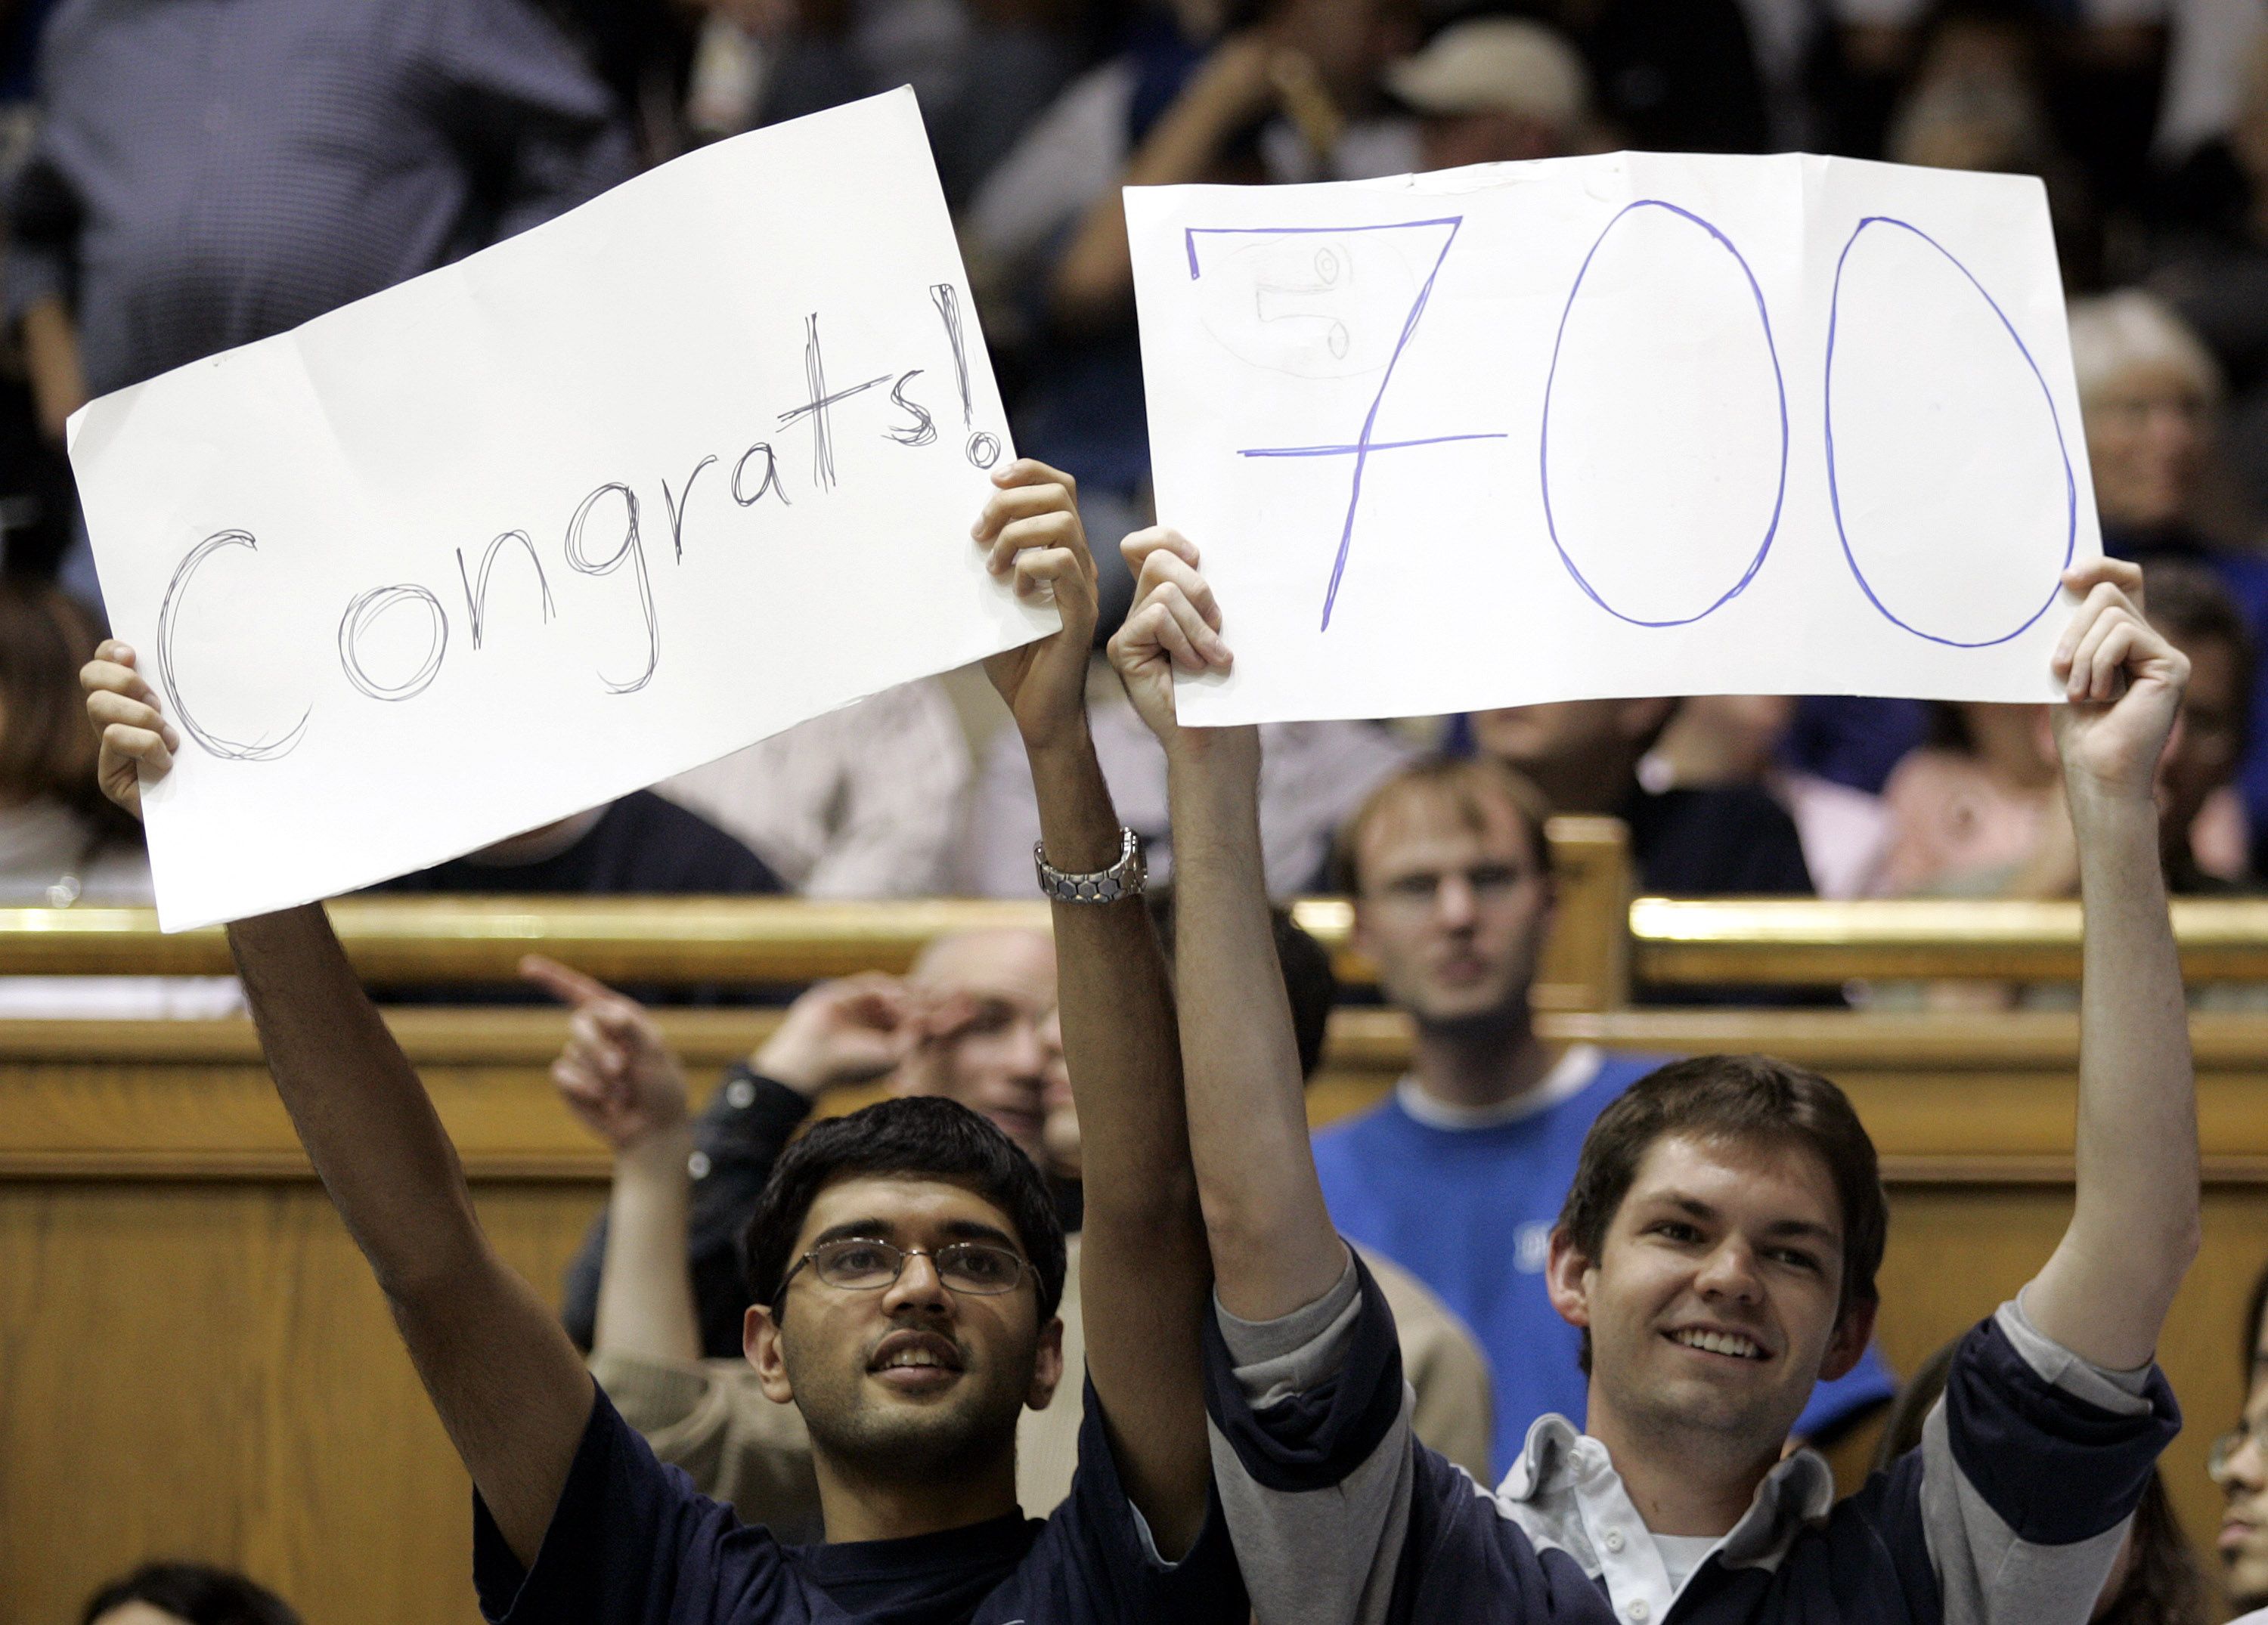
xmin=742 ymin=1095 xmax=1067 ymax=1323
xmin=0 ymin=583 xmax=134 ymax=834
xmin=1874 ymin=1339 xmax=2207 ymax=1625
xmin=2245 ymin=1256 xmax=2268 ymax=1382
xmin=1328 ymin=754 xmax=1554 ymax=896
xmin=1147 ymin=887 xmax=1338 ymax=1081
xmin=1555 ymin=1055 xmax=1888 ymax=1316
xmin=2145 ymin=559 xmax=2256 ymax=742
xmin=82 ymin=1562 xmax=301 ymax=1625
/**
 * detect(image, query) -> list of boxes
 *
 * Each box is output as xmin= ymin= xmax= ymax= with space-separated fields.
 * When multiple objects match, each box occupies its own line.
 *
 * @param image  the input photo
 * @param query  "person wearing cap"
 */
xmin=1389 ymin=17 xmax=1593 ymax=170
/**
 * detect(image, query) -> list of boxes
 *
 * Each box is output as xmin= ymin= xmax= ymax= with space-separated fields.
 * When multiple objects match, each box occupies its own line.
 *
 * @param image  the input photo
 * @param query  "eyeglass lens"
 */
xmin=810 ymin=1239 xmax=1026 ymax=1294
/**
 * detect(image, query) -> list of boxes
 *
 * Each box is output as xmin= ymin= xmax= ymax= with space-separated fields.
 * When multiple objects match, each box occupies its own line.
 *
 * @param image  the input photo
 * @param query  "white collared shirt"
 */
xmin=1495 ymin=1415 xmax=1835 ymax=1625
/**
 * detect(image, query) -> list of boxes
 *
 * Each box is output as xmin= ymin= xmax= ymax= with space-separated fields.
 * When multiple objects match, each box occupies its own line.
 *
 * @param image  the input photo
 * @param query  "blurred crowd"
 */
xmin=7 ymin=0 xmax=2268 ymax=993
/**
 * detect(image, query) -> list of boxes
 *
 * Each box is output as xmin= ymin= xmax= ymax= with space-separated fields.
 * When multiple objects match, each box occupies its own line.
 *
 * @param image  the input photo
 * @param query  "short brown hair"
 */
xmin=1555 ymin=1054 xmax=1887 ymax=1315
xmin=1329 ymin=754 xmax=1554 ymax=895
xmin=2145 ymin=560 xmax=2255 ymax=739
xmin=0 ymin=583 xmax=124 ymax=829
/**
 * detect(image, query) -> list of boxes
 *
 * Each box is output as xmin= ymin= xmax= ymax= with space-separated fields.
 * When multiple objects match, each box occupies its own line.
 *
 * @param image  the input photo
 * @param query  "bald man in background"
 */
xmin=552 ymin=926 xmax=1068 ymax=1364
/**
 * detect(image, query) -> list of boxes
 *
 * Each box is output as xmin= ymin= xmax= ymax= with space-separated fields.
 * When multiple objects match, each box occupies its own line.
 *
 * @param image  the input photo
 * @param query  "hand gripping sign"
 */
xmin=71 ymin=90 xmax=1049 ymax=930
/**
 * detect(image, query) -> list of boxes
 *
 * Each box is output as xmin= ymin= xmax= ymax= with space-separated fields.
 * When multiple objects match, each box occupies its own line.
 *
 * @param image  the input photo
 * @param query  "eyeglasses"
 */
xmin=777 ymin=1237 xmax=1033 ymax=1302
xmin=2211 ymin=1421 xmax=2264 ymax=1482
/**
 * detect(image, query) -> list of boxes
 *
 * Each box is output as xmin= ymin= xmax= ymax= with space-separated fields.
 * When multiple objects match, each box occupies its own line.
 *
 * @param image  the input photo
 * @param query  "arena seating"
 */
xmin=2 ymin=826 xmax=2261 ymax=1623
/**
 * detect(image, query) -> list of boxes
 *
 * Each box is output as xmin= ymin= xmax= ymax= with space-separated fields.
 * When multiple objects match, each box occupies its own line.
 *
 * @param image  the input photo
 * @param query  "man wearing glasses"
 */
xmin=77 ymin=460 xmax=1245 ymax=1624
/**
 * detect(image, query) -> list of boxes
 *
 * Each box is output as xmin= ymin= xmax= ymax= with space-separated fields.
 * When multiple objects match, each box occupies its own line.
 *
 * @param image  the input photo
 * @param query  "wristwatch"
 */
xmin=1034 ymin=827 xmax=1147 ymax=904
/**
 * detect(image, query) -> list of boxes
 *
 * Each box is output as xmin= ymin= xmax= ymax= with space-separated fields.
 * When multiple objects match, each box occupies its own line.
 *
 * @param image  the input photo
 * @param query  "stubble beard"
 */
xmin=791 ymin=1332 xmax=1034 ymax=1486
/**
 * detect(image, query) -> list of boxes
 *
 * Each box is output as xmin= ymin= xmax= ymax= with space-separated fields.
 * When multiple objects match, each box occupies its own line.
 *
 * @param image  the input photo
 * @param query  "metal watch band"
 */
xmin=1033 ymin=826 xmax=1146 ymax=904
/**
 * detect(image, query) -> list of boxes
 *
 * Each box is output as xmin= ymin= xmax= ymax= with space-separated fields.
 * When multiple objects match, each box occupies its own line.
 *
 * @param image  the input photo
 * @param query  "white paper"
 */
xmin=1127 ymin=153 xmax=2099 ymax=726
xmin=70 ymin=90 xmax=1049 ymax=931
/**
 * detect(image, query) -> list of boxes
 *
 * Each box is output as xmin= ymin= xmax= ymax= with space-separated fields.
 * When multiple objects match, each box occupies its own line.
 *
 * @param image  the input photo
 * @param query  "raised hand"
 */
xmin=751 ymin=972 xmax=922 ymax=1097
xmin=522 ymin=956 xmax=689 ymax=1154
xmin=1107 ymin=527 xmax=1232 ymax=748
xmin=2050 ymin=559 xmax=2189 ymax=809
xmin=79 ymin=641 xmax=180 ymax=819
xmin=975 ymin=458 xmax=1099 ymax=754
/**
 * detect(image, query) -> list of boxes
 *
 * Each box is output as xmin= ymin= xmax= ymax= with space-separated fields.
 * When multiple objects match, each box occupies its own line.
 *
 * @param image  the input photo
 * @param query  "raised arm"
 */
xmin=2023 ymin=560 xmax=2201 ymax=1370
xmin=83 ymin=645 xmax=591 ymax=1567
xmin=1106 ymin=531 xmax=1346 ymax=1323
xmin=1049 ymin=37 xmax=1278 ymax=330
xmin=525 ymin=957 xmax=704 ymax=1366
xmin=974 ymin=463 xmax=1213 ymax=1555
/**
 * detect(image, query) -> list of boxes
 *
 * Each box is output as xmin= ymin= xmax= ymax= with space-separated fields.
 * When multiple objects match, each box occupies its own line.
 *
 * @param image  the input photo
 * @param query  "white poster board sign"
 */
xmin=70 ymin=89 xmax=1046 ymax=931
xmin=1127 ymin=153 xmax=2098 ymax=726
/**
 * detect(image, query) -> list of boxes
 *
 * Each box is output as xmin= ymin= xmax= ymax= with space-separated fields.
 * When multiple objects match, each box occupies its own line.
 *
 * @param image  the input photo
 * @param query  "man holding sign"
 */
xmin=1107 ymin=531 xmax=2192 ymax=1625
xmin=80 ymin=465 xmax=1244 ymax=1625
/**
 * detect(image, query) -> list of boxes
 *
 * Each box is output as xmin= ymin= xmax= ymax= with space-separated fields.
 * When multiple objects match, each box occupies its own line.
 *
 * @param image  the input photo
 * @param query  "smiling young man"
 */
xmin=1106 ymin=530 xmax=2195 ymax=1625
xmin=79 ymin=461 xmax=1245 ymax=1625
xmin=1311 ymin=755 xmax=1892 ymax=1475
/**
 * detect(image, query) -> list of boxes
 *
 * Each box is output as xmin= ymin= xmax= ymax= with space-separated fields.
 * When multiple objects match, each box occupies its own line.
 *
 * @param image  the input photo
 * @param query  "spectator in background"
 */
xmin=4 ymin=0 xmax=632 ymax=603
xmin=2071 ymin=291 xmax=2268 ymax=869
xmin=658 ymin=678 xmax=971 ymax=897
xmin=1384 ymin=14 xmax=1593 ymax=170
xmin=1308 ymin=754 xmax=1891 ymax=1478
xmin=1872 ymin=701 xmax=2062 ymax=897
xmin=2141 ymin=561 xmax=2254 ymax=890
xmin=1881 ymin=1 xmax=2101 ymax=287
xmin=973 ymin=0 xmax=1418 ymax=628
xmin=0 ymin=583 xmax=240 ymax=1017
xmin=372 ymin=791 xmax=782 ymax=1004
xmin=1470 ymin=698 xmax=1817 ymax=896
xmin=0 ymin=580 xmax=141 ymax=905
xmin=377 ymin=792 xmax=782 ymax=901
xmin=2150 ymin=32 xmax=2268 ymax=514
xmin=81 ymin=1563 xmax=299 ymax=1625
xmin=1639 ymin=695 xmax=1892 ymax=899
xmin=0 ymin=0 xmax=70 ymax=580
xmin=2217 ymin=1259 xmax=2268 ymax=1619
xmin=716 ymin=0 xmax=1082 ymax=209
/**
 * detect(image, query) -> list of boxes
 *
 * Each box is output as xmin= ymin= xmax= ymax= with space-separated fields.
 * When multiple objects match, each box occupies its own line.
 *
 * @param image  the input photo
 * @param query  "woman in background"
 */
xmin=0 ymin=580 xmax=147 ymax=905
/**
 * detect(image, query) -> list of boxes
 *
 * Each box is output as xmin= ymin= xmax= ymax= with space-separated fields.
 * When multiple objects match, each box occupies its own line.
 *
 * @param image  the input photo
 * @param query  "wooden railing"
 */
xmin=0 ymin=814 xmax=1638 ymax=1002
xmin=10 ymin=822 xmax=2268 ymax=1622
xmin=1631 ymin=895 xmax=2268 ymax=986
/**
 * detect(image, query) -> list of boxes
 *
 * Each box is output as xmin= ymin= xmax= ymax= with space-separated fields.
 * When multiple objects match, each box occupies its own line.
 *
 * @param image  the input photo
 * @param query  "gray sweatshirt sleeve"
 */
xmin=1205 ymin=1252 xmax=1423 ymax=1625
xmin=1920 ymin=1292 xmax=2172 ymax=1625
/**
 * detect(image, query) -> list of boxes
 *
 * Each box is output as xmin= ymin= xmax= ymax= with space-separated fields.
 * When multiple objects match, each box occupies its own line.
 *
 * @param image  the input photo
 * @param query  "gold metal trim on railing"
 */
xmin=1630 ymin=896 xmax=2268 ymax=983
xmin=0 ymin=896 xmax=1368 ymax=984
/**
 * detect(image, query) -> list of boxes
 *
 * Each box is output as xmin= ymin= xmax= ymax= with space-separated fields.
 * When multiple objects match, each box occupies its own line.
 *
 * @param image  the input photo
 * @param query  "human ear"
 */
xmin=1817 ymin=1296 xmax=1877 ymax=1382
xmin=1026 ymin=1315 xmax=1066 ymax=1410
xmin=1545 ymin=1227 xmax=1594 ymax=1331
xmin=747 ymin=1302 xmax=796 ymax=1406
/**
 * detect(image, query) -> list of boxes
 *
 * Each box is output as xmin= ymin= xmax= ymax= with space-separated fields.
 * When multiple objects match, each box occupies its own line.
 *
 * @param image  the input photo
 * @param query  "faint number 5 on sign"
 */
xmin=1185 ymin=220 xmax=1506 ymax=631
